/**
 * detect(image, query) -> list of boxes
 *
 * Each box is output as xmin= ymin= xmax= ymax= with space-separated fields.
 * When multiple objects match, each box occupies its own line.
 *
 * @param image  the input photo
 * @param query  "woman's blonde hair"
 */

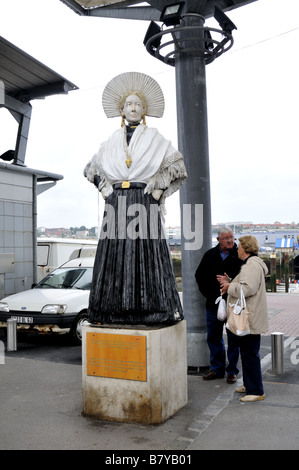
xmin=238 ymin=235 xmax=259 ymax=256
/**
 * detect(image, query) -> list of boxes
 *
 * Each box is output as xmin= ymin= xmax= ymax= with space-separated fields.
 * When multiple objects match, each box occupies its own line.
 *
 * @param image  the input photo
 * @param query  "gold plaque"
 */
xmin=86 ymin=332 xmax=147 ymax=381
xmin=122 ymin=180 xmax=130 ymax=188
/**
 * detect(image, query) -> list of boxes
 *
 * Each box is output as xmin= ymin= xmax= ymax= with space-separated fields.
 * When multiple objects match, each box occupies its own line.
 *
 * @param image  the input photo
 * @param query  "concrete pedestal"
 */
xmin=82 ymin=320 xmax=187 ymax=424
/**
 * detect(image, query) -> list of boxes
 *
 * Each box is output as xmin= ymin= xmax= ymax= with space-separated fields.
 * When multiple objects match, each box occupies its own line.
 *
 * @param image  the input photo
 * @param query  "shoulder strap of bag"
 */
xmin=240 ymin=286 xmax=246 ymax=309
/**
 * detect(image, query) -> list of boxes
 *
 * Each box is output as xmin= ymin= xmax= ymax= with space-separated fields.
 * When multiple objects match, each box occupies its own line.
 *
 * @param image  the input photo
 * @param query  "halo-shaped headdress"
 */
xmin=102 ymin=72 xmax=165 ymax=119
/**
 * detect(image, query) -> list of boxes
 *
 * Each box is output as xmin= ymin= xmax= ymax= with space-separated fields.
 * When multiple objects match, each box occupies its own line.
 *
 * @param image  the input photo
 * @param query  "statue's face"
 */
xmin=122 ymin=94 xmax=145 ymax=124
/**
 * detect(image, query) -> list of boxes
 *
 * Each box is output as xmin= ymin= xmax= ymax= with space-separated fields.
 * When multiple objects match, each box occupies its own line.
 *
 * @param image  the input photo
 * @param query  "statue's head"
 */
xmin=119 ymin=92 xmax=147 ymax=125
xmin=102 ymin=72 xmax=164 ymax=123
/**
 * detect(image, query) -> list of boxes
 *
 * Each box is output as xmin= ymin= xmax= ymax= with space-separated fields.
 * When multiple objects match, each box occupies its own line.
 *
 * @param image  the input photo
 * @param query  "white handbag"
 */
xmin=227 ymin=286 xmax=250 ymax=336
xmin=215 ymin=294 xmax=227 ymax=321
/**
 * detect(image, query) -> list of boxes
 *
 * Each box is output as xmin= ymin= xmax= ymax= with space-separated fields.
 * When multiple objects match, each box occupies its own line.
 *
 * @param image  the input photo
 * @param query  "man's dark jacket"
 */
xmin=195 ymin=243 xmax=243 ymax=311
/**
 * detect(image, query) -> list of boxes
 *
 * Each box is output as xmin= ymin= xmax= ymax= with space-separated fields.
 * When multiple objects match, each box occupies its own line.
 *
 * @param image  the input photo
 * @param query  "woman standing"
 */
xmin=84 ymin=72 xmax=187 ymax=325
xmin=220 ymin=235 xmax=269 ymax=402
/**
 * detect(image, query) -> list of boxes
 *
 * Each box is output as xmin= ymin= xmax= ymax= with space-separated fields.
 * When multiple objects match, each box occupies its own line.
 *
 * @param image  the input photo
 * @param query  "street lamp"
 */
xmin=143 ymin=6 xmax=237 ymax=66
xmin=214 ymin=5 xmax=237 ymax=34
xmin=143 ymin=21 xmax=162 ymax=50
xmin=160 ymin=2 xmax=184 ymax=26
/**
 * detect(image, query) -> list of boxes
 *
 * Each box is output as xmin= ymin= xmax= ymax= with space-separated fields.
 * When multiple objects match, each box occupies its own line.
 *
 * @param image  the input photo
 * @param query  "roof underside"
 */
xmin=60 ymin=0 xmax=258 ymax=21
xmin=0 ymin=36 xmax=78 ymax=103
xmin=72 ymin=0 xmax=255 ymax=8
xmin=0 ymin=36 xmax=78 ymax=167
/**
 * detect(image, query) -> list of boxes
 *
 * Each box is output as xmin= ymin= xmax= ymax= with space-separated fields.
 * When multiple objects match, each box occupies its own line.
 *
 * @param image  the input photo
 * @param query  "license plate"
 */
xmin=11 ymin=316 xmax=34 ymax=324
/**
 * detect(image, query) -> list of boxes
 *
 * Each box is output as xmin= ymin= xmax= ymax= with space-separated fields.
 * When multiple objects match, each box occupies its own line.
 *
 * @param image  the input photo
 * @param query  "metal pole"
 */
xmin=7 ymin=318 xmax=17 ymax=352
xmin=32 ymin=175 xmax=38 ymax=286
xmin=176 ymin=13 xmax=210 ymax=368
xmin=0 ymin=273 xmax=4 ymax=302
xmin=271 ymin=332 xmax=284 ymax=375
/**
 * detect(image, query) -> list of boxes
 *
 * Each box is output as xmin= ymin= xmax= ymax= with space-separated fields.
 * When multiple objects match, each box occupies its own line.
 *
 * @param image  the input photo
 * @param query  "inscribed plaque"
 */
xmin=86 ymin=332 xmax=147 ymax=381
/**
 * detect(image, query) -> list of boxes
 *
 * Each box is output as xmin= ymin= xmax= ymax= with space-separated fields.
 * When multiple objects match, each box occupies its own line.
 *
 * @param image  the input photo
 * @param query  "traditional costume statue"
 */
xmin=84 ymin=72 xmax=187 ymax=325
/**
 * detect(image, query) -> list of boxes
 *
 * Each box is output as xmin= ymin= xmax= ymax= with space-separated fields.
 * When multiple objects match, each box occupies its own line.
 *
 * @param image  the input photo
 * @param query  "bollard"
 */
xmin=7 ymin=318 xmax=17 ymax=352
xmin=271 ymin=332 xmax=284 ymax=375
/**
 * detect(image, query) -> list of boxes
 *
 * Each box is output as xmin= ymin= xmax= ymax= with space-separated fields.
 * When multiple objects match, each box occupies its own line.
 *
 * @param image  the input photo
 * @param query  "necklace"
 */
xmin=123 ymin=123 xmax=140 ymax=168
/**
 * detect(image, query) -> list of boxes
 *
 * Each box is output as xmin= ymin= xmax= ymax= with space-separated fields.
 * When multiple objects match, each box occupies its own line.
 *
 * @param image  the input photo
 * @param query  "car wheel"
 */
xmin=70 ymin=312 xmax=89 ymax=345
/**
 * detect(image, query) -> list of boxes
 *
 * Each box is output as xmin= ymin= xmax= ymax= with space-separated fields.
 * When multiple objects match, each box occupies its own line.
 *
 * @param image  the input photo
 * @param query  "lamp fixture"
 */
xmin=214 ymin=6 xmax=237 ymax=35
xmin=144 ymin=8 xmax=237 ymax=67
xmin=160 ymin=2 xmax=184 ymax=27
xmin=143 ymin=21 xmax=162 ymax=49
xmin=204 ymin=30 xmax=214 ymax=51
xmin=0 ymin=150 xmax=15 ymax=162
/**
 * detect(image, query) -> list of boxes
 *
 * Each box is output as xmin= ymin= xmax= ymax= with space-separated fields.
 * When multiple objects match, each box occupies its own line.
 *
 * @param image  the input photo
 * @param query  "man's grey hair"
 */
xmin=217 ymin=225 xmax=233 ymax=238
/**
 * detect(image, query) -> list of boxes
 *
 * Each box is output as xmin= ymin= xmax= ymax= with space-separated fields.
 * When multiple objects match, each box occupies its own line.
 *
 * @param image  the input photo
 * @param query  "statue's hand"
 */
xmin=151 ymin=189 xmax=163 ymax=201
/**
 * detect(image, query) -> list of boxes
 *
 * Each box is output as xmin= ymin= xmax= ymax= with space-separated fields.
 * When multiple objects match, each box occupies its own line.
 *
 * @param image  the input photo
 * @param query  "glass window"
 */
xmin=36 ymin=267 xmax=93 ymax=290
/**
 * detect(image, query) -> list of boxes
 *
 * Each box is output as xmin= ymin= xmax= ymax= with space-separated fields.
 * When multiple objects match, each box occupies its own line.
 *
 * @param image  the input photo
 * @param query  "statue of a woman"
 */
xmin=84 ymin=72 xmax=187 ymax=325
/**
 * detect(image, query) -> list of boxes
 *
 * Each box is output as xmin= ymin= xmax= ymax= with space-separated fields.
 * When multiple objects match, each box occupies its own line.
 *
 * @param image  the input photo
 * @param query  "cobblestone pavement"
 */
xmin=266 ymin=293 xmax=299 ymax=337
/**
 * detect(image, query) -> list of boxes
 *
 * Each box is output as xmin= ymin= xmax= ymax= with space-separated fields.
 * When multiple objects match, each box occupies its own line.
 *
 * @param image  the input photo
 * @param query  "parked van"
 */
xmin=37 ymin=238 xmax=97 ymax=282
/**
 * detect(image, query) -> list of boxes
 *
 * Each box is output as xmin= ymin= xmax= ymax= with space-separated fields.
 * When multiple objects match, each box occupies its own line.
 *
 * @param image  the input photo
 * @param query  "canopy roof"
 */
xmin=0 ymin=36 xmax=78 ymax=166
xmin=61 ymin=0 xmax=258 ymax=21
xmin=0 ymin=36 xmax=78 ymax=103
xmin=75 ymin=0 xmax=123 ymax=5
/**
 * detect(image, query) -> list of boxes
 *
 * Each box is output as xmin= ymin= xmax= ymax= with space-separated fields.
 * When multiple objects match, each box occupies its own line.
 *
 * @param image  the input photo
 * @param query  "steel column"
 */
xmin=176 ymin=14 xmax=211 ymax=367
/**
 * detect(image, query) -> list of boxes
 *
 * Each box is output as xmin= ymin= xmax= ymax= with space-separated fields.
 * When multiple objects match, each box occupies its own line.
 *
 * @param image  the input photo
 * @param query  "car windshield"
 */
xmin=35 ymin=267 xmax=93 ymax=290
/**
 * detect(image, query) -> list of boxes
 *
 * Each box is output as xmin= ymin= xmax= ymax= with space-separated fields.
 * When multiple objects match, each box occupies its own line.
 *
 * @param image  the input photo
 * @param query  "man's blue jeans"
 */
xmin=206 ymin=308 xmax=239 ymax=377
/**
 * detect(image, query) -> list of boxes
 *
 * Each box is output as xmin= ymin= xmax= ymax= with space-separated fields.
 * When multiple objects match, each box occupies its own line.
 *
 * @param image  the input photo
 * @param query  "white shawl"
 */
xmin=84 ymin=124 xmax=187 ymax=202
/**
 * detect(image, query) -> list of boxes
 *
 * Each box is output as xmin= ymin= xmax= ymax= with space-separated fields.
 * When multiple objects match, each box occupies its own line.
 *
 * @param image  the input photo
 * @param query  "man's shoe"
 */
xmin=202 ymin=370 xmax=223 ymax=380
xmin=235 ymin=385 xmax=246 ymax=393
xmin=240 ymin=394 xmax=265 ymax=402
xmin=227 ymin=374 xmax=237 ymax=384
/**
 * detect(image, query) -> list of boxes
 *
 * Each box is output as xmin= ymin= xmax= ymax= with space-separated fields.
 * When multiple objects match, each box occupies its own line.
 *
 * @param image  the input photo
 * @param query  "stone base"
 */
xmin=82 ymin=320 xmax=187 ymax=424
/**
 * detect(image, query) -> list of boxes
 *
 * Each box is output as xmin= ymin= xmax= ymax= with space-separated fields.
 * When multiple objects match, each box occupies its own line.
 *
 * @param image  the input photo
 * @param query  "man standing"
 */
xmin=195 ymin=226 xmax=242 ymax=382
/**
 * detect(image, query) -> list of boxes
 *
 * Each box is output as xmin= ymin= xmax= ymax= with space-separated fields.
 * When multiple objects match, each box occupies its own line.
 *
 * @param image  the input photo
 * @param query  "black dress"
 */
xmin=87 ymin=125 xmax=183 ymax=325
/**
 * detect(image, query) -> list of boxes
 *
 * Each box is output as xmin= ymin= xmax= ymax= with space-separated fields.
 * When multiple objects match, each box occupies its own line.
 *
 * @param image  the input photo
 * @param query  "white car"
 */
xmin=0 ymin=257 xmax=94 ymax=344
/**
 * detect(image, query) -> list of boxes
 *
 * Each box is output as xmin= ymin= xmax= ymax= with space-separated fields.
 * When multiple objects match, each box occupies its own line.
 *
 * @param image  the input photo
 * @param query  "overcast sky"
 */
xmin=1 ymin=0 xmax=299 ymax=228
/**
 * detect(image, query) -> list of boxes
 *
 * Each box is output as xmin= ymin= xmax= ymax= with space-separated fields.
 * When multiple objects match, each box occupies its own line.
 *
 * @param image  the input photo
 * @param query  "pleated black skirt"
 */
xmin=88 ymin=183 xmax=183 ymax=325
